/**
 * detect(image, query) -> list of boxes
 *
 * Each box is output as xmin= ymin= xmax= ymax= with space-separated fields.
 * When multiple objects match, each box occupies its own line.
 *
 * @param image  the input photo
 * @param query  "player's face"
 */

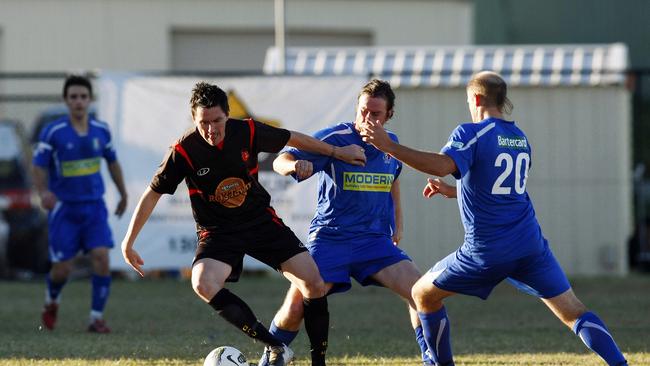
xmin=193 ymin=106 xmax=228 ymax=146
xmin=354 ymin=94 xmax=392 ymax=132
xmin=64 ymin=85 xmax=91 ymax=120
xmin=466 ymin=89 xmax=479 ymax=123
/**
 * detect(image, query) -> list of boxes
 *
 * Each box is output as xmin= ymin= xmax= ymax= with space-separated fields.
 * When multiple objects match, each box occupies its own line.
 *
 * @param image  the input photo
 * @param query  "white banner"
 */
xmin=98 ymin=74 xmax=366 ymax=271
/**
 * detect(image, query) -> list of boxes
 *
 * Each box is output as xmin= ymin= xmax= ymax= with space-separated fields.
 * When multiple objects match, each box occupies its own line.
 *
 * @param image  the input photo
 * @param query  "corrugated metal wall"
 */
xmin=390 ymin=86 xmax=631 ymax=276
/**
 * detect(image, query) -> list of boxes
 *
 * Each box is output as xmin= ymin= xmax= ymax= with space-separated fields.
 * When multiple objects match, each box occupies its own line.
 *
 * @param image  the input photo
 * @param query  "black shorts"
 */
xmin=193 ymin=214 xmax=307 ymax=282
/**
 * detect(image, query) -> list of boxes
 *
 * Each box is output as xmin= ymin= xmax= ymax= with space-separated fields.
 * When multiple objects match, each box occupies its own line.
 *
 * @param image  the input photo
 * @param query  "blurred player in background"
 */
xmin=260 ymin=79 xmax=432 ymax=366
xmin=360 ymin=71 xmax=628 ymax=366
xmin=33 ymin=74 xmax=128 ymax=333
xmin=120 ymin=82 xmax=366 ymax=366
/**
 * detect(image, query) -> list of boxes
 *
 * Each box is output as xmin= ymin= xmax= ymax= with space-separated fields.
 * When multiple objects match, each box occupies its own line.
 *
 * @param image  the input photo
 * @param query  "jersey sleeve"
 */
xmin=253 ymin=120 xmax=291 ymax=153
xmin=32 ymin=125 xmax=54 ymax=168
xmin=282 ymin=127 xmax=336 ymax=181
xmin=149 ymin=144 xmax=188 ymax=195
xmin=440 ymin=124 xmax=476 ymax=179
xmin=102 ymin=127 xmax=118 ymax=163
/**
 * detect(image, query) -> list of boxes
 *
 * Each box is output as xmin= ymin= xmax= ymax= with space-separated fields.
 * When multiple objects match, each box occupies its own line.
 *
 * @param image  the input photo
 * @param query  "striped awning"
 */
xmin=263 ymin=44 xmax=628 ymax=88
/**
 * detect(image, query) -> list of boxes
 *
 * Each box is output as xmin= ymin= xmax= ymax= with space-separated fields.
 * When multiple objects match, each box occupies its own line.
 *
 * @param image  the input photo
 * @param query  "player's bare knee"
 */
xmin=301 ymin=277 xmax=327 ymax=298
xmin=411 ymin=283 xmax=428 ymax=308
xmin=191 ymin=275 xmax=221 ymax=301
xmin=50 ymin=262 xmax=72 ymax=280
xmin=90 ymin=254 xmax=110 ymax=275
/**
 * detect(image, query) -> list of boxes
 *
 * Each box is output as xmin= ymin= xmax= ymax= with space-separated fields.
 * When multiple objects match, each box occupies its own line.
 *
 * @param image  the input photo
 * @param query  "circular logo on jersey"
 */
xmin=212 ymin=177 xmax=251 ymax=208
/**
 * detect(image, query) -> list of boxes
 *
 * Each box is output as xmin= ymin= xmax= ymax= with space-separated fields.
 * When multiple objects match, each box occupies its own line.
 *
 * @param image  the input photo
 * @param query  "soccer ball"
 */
xmin=203 ymin=346 xmax=249 ymax=366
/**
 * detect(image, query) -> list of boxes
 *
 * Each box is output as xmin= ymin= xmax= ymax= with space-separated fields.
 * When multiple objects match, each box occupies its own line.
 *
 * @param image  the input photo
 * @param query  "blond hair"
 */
xmin=467 ymin=71 xmax=513 ymax=114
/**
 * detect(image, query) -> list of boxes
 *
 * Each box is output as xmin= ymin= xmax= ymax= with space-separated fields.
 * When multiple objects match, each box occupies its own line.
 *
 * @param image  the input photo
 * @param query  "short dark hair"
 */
xmin=358 ymin=79 xmax=396 ymax=112
xmin=467 ymin=71 xmax=513 ymax=114
xmin=190 ymin=82 xmax=229 ymax=117
xmin=63 ymin=75 xmax=93 ymax=99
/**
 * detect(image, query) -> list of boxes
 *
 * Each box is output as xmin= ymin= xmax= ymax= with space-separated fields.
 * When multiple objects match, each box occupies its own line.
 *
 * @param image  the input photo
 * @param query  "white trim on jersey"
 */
xmin=456 ymin=122 xmax=496 ymax=152
xmin=44 ymin=122 xmax=68 ymax=142
xmin=90 ymin=119 xmax=111 ymax=133
xmin=34 ymin=141 xmax=52 ymax=156
xmin=319 ymin=125 xmax=354 ymax=141
xmin=53 ymin=151 xmax=61 ymax=177
xmin=330 ymin=163 xmax=338 ymax=198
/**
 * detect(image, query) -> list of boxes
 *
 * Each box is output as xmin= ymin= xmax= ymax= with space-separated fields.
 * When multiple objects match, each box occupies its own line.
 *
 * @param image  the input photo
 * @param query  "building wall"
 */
xmin=0 ymin=0 xmax=473 ymax=72
xmin=391 ymin=86 xmax=631 ymax=275
xmin=0 ymin=0 xmax=472 ymax=131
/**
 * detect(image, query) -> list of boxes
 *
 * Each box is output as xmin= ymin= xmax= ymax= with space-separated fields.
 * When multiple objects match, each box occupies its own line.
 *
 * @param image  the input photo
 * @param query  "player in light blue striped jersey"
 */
xmin=360 ymin=71 xmax=627 ymax=366
xmin=32 ymin=75 xmax=128 ymax=334
xmin=261 ymin=79 xmax=432 ymax=366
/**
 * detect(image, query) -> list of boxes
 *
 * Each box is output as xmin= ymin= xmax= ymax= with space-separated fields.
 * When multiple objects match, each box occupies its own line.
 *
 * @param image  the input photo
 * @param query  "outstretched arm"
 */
xmin=423 ymin=177 xmax=457 ymax=199
xmin=273 ymin=152 xmax=314 ymax=180
xmin=287 ymin=130 xmax=366 ymax=166
xmin=108 ymin=161 xmax=128 ymax=217
xmin=120 ymin=187 xmax=162 ymax=277
xmin=360 ymin=120 xmax=457 ymax=177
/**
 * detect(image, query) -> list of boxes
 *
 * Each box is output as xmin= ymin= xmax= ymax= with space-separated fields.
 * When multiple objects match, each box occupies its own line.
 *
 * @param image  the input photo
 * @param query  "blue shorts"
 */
xmin=48 ymin=200 xmax=114 ymax=262
xmin=427 ymin=243 xmax=570 ymax=300
xmin=308 ymin=234 xmax=411 ymax=294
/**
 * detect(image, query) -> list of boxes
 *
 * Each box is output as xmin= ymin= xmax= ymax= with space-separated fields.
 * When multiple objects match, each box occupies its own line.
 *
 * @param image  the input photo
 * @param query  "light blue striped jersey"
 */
xmin=33 ymin=116 xmax=117 ymax=202
xmin=284 ymin=122 xmax=402 ymax=241
xmin=441 ymin=117 xmax=545 ymax=264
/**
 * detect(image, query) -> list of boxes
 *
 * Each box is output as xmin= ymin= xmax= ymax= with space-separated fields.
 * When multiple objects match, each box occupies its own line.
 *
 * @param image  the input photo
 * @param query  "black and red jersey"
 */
xmin=150 ymin=118 xmax=290 ymax=232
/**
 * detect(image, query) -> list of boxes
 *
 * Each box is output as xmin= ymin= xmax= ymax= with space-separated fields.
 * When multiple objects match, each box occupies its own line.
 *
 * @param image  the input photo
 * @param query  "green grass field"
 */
xmin=1 ymin=273 xmax=648 ymax=365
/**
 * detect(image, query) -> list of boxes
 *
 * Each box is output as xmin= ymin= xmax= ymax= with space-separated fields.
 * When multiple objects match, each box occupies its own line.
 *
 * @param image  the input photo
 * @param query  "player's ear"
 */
xmin=474 ymin=94 xmax=481 ymax=107
xmin=387 ymin=109 xmax=394 ymax=120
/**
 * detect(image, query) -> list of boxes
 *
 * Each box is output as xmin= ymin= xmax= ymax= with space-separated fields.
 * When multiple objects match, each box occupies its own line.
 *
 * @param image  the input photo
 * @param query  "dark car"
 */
xmin=0 ymin=120 xmax=48 ymax=276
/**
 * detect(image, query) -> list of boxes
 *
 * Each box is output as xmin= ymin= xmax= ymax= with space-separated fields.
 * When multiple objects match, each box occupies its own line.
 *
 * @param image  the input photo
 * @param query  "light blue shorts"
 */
xmin=48 ymin=200 xmax=114 ymax=262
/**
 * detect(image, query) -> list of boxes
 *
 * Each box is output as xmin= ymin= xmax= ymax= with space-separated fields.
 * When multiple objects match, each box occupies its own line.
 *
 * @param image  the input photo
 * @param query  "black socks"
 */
xmin=209 ymin=288 xmax=282 ymax=347
xmin=303 ymin=296 xmax=329 ymax=366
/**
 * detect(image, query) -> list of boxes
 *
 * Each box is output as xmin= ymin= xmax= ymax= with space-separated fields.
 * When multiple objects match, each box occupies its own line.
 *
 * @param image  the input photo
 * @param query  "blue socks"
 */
xmin=418 ymin=307 xmax=454 ymax=366
xmin=91 ymin=274 xmax=111 ymax=314
xmin=269 ymin=320 xmax=299 ymax=345
xmin=415 ymin=325 xmax=434 ymax=364
xmin=573 ymin=312 xmax=627 ymax=366
xmin=46 ymin=274 xmax=66 ymax=303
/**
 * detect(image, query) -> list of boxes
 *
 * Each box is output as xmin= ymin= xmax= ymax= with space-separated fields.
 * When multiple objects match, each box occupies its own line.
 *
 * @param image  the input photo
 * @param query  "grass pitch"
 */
xmin=0 ymin=273 xmax=648 ymax=365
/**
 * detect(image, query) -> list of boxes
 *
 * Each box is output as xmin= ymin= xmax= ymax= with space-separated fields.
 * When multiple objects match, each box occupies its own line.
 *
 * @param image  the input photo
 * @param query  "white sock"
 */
xmin=44 ymin=290 xmax=61 ymax=305
xmin=90 ymin=310 xmax=103 ymax=321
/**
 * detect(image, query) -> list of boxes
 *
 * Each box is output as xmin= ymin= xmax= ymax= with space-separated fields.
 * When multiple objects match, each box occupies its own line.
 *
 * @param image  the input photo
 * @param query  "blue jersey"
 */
xmin=33 ymin=116 xmax=117 ymax=202
xmin=441 ymin=117 xmax=545 ymax=264
xmin=285 ymin=122 xmax=402 ymax=241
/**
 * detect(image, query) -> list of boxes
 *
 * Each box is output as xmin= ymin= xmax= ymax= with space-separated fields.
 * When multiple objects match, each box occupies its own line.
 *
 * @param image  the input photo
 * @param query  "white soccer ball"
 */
xmin=203 ymin=346 xmax=249 ymax=366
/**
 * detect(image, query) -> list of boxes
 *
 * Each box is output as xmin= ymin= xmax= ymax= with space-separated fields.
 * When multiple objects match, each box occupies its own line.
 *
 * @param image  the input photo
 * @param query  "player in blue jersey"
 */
xmin=33 ymin=75 xmax=128 ymax=333
xmin=359 ymin=71 xmax=627 ymax=366
xmin=259 ymin=79 xmax=431 ymax=366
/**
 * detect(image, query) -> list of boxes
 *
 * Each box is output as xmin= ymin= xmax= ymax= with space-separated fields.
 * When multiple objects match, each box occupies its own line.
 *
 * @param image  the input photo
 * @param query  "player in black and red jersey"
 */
xmin=121 ymin=82 xmax=366 ymax=366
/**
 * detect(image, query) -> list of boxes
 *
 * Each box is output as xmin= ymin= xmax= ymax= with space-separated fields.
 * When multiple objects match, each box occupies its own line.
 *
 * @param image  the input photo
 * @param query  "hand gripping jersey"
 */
xmin=150 ymin=118 xmax=290 ymax=233
xmin=441 ymin=117 xmax=545 ymax=265
xmin=284 ymin=122 xmax=402 ymax=241
xmin=32 ymin=116 xmax=117 ymax=202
